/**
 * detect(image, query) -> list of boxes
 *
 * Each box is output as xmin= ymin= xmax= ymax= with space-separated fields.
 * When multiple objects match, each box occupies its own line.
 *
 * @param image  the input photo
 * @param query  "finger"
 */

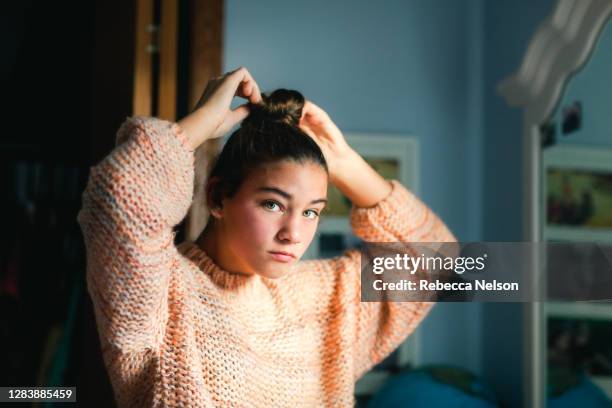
xmin=243 ymin=81 xmax=254 ymax=100
xmin=301 ymin=100 xmax=312 ymax=116
xmin=305 ymin=100 xmax=325 ymax=115
xmin=299 ymin=123 xmax=317 ymax=140
xmin=226 ymin=104 xmax=250 ymax=128
xmin=300 ymin=108 xmax=319 ymax=124
xmin=301 ymin=100 xmax=321 ymax=119
xmin=230 ymin=67 xmax=262 ymax=104
xmin=229 ymin=66 xmax=243 ymax=75
xmin=239 ymin=77 xmax=262 ymax=104
xmin=251 ymin=81 xmax=262 ymax=104
xmin=303 ymin=101 xmax=330 ymax=125
xmin=221 ymin=67 xmax=249 ymax=97
xmin=229 ymin=67 xmax=250 ymax=90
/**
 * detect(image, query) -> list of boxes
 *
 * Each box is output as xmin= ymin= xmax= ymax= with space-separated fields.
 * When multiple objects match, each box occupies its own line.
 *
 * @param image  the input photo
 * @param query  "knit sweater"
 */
xmin=77 ymin=116 xmax=456 ymax=407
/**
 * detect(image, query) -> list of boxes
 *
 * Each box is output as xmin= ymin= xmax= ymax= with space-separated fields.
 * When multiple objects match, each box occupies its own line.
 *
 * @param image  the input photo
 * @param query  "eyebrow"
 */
xmin=257 ymin=186 xmax=328 ymax=205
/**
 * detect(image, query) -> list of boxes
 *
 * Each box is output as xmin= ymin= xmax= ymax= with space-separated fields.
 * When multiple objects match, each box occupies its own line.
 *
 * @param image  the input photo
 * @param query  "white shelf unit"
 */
xmin=541 ymin=155 xmax=612 ymax=399
xmin=546 ymin=301 xmax=612 ymax=320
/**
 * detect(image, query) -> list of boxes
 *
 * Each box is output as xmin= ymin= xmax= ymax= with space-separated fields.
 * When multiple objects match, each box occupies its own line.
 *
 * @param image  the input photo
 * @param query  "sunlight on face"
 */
xmin=216 ymin=160 xmax=328 ymax=279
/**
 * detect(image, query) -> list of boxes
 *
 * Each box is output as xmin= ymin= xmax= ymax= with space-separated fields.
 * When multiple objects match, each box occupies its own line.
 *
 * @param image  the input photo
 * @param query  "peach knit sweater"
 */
xmin=77 ymin=116 xmax=456 ymax=407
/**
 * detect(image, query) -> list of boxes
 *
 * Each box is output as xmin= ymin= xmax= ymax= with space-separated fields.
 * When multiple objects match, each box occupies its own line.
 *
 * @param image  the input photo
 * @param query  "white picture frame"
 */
xmin=542 ymin=145 xmax=612 ymax=243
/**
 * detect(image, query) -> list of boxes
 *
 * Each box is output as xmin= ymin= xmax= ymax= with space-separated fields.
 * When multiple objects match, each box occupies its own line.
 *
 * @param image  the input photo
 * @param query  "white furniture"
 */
xmin=499 ymin=1 xmax=612 ymax=406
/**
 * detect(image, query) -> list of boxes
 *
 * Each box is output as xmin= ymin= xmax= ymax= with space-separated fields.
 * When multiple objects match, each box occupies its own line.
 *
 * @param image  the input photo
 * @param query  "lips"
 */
xmin=268 ymin=251 xmax=296 ymax=263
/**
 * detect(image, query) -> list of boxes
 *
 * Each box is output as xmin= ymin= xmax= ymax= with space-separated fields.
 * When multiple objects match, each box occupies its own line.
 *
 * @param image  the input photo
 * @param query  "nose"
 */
xmin=276 ymin=213 xmax=302 ymax=244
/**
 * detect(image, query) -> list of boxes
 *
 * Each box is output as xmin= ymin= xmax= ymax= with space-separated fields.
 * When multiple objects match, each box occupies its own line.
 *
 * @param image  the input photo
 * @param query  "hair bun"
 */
xmin=244 ymin=89 xmax=305 ymax=128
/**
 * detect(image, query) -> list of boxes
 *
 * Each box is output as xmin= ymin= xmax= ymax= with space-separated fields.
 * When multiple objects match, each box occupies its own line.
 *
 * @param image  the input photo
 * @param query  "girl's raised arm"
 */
xmin=77 ymin=117 xmax=195 ymax=352
xmin=299 ymin=101 xmax=457 ymax=379
xmin=77 ymin=67 xmax=262 ymax=353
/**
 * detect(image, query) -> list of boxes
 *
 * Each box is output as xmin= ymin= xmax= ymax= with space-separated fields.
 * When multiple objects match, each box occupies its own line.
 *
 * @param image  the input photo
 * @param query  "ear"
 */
xmin=205 ymin=177 xmax=224 ymax=219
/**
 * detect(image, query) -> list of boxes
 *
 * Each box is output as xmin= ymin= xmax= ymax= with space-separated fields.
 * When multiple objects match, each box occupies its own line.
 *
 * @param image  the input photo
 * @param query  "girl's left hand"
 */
xmin=299 ymin=100 xmax=354 ymax=176
xmin=300 ymin=100 xmax=393 ymax=206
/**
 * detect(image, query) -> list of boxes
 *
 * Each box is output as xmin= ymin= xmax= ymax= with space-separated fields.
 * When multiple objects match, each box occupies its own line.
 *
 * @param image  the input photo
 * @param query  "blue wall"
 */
xmin=225 ymin=0 xmax=557 ymax=405
xmin=225 ymin=0 xmax=482 ymax=241
xmin=481 ymin=1 xmax=554 ymax=406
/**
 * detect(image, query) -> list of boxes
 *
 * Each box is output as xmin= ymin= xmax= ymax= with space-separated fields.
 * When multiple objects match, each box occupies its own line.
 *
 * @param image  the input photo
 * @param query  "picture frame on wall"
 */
xmin=542 ymin=145 xmax=612 ymax=299
xmin=302 ymin=132 xmax=419 ymax=261
xmin=542 ymin=145 xmax=612 ymax=244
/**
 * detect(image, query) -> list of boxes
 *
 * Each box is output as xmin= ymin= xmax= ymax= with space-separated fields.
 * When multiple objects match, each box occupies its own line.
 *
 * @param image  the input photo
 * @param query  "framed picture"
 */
xmin=542 ymin=145 xmax=612 ymax=243
xmin=303 ymin=132 xmax=419 ymax=261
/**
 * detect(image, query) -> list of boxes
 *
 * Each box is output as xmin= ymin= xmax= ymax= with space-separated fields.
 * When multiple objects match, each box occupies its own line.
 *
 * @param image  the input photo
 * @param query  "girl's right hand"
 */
xmin=178 ymin=67 xmax=262 ymax=150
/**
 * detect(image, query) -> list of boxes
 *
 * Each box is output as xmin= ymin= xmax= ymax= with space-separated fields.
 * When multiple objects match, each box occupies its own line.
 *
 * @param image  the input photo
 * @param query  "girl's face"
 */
xmin=213 ymin=160 xmax=328 ymax=279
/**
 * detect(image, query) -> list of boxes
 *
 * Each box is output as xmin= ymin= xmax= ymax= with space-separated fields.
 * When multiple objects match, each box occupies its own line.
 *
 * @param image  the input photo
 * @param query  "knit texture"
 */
xmin=77 ymin=116 xmax=456 ymax=407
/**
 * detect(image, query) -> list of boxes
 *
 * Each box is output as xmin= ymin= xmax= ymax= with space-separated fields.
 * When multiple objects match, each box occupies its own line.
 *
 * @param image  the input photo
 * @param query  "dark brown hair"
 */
xmin=206 ymin=89 xmax=328 ymax=209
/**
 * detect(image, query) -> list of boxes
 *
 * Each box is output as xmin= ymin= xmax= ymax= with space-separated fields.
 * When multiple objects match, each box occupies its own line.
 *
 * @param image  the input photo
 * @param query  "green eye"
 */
xmin=262 ymin=201 xmax=282 ymax=212
xmin=303 ymin=209 xmax=319 ymax=219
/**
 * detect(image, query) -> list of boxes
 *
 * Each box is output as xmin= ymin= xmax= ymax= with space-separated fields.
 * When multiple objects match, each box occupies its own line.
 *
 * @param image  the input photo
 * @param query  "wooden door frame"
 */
xmin=184 ymin=0 xmax=223 ymax=242
xmin=131 ymin=0 xmax=223 ymax=242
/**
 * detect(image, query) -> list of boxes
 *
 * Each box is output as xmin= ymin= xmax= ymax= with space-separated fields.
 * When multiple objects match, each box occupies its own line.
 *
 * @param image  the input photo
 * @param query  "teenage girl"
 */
xmin=78 ymin=67 xmax=456 ymax=407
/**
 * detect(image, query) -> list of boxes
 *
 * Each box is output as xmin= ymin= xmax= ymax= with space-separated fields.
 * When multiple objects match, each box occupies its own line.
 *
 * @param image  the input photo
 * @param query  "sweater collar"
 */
xmin=177 ymin=241 xmax=261 ymax=291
